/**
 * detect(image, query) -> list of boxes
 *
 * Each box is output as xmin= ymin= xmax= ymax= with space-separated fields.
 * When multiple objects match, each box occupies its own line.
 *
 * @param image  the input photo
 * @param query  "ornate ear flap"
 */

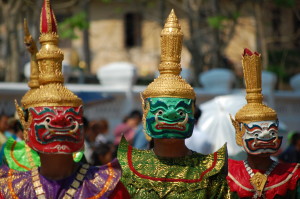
xmin=140 ymin=93 xmax=152 ymax=141
xmin=230 ymin=114 xmax=244 ymax=146
xmin=15 ymin=100 xmax=26 ymax=128
xmin=78 ymin=105 xmax=83 ymax=115
xmin=15 ymin=100 xmax=30 ymax=142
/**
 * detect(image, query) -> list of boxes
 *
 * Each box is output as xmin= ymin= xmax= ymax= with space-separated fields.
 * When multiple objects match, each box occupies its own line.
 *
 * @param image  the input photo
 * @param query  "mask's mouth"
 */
xmin=44 ymin=121 xmax=79 ymax=135
xmin=155 ymin=113 xmax=188 ymax=131
xmin=35 ymin=121 xmax=80 ymax=143
xmin=245 ymin=136 xmax=282 ymax=152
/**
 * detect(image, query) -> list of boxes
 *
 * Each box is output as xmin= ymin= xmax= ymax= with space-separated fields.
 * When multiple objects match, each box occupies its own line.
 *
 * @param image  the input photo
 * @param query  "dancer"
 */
xmin=0 ymin=1 xmax=129 ymax=198
xmin=228 ymin=48 xmax=300 ymax=198
xmin=118 ymin=9 xmax=230 ymax=198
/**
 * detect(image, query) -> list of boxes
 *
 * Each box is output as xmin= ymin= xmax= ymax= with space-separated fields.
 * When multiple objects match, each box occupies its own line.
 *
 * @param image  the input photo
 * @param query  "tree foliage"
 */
xmin=58 ymin=11 xmax=89 ymax=39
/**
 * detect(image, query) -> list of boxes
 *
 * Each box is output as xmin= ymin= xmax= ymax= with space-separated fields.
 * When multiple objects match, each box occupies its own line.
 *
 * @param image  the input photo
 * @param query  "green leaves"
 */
xmin=207 ymin=12 xmax=240 ymax=29
xmin=274 ymin=0 xmax=295 ymax=7
xmin=207 ymin=15 xmax=227 ymax=29
xmin=58 ymin=11 xmax=89 ymax=39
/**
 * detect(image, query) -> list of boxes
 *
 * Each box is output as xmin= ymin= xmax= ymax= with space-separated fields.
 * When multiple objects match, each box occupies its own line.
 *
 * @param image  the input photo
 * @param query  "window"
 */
xmin=124 ymin=13 xmax=142 ymax=48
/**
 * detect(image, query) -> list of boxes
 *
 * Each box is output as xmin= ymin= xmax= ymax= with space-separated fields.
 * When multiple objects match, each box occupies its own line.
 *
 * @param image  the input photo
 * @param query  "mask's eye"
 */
xmin=157 ymin=110 xmax=164 ymax=115
xmin=67 ymin=116 xmax=73 ymax=122
xmin=253 ymin=131 xmax=260 ymax=137
xmin=178 ymin=110 xmax=185 ymax=116
xmin=270 ymin=130 xmax=276 ymax=136
xmin=45 ymin=117 xmax=51 ymax=123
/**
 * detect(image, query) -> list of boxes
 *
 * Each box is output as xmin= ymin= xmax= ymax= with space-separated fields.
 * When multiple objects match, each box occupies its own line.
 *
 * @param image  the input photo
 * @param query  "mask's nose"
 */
xmin=50 ymin=115 xmax=70 ymax=126
xmin=163 ymin=109 xmax=178 ymax=120
xmin=259 ymin=130 xmax=272 ymax=139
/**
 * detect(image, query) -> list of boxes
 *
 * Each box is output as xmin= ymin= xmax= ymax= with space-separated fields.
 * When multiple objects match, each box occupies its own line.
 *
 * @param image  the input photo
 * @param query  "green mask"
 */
xmin=144 ymin=97 xmax=194 ymax=139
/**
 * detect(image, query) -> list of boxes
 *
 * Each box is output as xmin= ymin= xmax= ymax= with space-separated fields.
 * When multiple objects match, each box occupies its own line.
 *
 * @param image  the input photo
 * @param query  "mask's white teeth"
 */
xmin=178 ymin=113 xmax=188 ymax=126
xmin=155 ymin=113 xmax=163 ymax=126
xmin=273 ymin=135 xmax=278 ymax=143
xmin=69 ymin=121 xmax=79 ymax=134
xmin=44 ymin=122 xmax=54 ymax=134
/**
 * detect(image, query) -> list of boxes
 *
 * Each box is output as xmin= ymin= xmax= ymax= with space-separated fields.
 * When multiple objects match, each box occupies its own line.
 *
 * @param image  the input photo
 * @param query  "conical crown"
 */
xmin=142 ymin=10 xmax=195 ymax=100
xmin=235 ymin=48 xmax=277 ymax=123
xmin=21 ymin=0 xmax=82 ymax=109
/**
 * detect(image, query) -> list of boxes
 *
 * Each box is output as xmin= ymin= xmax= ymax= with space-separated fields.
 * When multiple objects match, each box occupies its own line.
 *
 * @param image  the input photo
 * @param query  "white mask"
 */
xmin=242 ymin=120 xmax=282 ymax=155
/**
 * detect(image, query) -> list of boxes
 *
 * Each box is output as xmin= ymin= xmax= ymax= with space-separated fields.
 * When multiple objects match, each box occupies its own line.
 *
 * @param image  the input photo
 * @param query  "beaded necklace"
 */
xmin=243 ymin=160 xmax=278 ymax=198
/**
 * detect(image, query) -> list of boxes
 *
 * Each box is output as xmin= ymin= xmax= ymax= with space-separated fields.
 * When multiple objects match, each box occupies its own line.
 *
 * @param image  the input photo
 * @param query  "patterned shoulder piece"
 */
xmin=117 ymin=136 xmax=229 ymax=198
xmin=4 ymin=137 xmax=40 ymax=171
xmin=0 ymin=159 xmax=122 ymax=199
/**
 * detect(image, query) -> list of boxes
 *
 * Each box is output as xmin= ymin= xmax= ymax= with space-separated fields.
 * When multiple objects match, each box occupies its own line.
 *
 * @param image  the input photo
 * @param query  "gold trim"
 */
xmin=8 ymin=169 xmax=19 ymax=199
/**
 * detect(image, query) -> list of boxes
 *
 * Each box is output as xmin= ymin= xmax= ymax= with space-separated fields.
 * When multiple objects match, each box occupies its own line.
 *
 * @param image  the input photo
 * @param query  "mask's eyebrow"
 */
xmin=30 ymin=107 xmax=55 ymax=115
xmin=268 ymin=123 xmax=278 ymax=130
xmin=244 ymin=123 xmax=262 ymax=132
xmin=175 ymin=100 xmax=191 ymax=109
xmin=65 ymin=107 xmax=81 ymax=115
xmin=150 ymin=99 xmax=168 ymax=110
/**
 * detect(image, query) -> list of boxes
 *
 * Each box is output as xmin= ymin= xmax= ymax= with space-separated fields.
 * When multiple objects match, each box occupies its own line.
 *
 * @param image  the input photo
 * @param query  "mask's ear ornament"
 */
xmin=230 ymin=114 xmax=245 ymax=146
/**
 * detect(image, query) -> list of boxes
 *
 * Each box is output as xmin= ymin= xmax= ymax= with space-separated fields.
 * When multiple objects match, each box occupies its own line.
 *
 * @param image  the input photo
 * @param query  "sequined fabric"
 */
xmin=118 ymin=137 xmax=230 ymax=198
xmin=0 ymin=159 xmax=121 ymax=199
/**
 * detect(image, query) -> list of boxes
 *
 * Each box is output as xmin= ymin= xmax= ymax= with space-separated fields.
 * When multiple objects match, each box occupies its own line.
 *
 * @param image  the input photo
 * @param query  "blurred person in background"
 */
xmin=0 ymin=114 xmax=9 ymax=147
xmin=132 ymin=123 xmax=149 ymax=150
xmin=3 ymin=117 xmax=18 ymax=140
xmin=82 ymin=117 xmax=93 ymax=164
xmin=92 ymin=141 xmax=114 ymax=166
xmin=279 ymin=132 xmax=300 ymax=163
xmin=114 ymin=110 xmax=142 ymax=146
xmin=94 ymin=119 xmax=110 ymax=145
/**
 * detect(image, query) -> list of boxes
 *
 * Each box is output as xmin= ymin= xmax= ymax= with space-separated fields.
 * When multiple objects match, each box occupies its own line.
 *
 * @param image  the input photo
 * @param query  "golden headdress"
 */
xmin=142 ymin=9 xmax=195 ymax=100
xmin=21 ymin=0 xmax=82 ymax=109
xmin=231 ymin=48 xmax=277 ymax=146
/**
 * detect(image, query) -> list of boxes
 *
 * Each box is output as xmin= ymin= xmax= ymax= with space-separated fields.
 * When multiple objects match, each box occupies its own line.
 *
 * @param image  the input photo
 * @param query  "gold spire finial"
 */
xmin=142 ymin=9 xmax=195 ymax=100
xmin=159 ymin=9 xmax=183 ymax=75
xmin=232 ymin=48 xmax=277 ymax=146
xmin=21 ymin=19 xmax=40 ymax=107
xmin=20 ymin=0 xmax=82 ymax=109
xmin=37 ymin=0 xmax=63 ymax=85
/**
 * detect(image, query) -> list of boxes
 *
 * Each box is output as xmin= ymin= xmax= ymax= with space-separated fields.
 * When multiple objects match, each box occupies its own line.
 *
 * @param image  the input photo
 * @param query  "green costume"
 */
xmin=118 ymin=138 xmax=229 ymax=198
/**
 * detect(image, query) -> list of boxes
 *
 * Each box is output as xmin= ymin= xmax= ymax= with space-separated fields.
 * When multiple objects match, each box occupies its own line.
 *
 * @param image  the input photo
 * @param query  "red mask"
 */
xmin=26 ymin=106 xmax=84 ymax=154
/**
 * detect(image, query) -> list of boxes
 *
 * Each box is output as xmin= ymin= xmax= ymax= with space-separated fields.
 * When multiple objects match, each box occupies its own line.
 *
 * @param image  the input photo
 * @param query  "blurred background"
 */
xmin=0 ymin=0 xmax=300 ymax=163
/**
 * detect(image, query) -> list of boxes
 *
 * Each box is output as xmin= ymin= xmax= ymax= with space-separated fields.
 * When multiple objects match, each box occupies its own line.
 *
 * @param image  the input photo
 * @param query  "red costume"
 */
xmin=227 ymin=159 xmax=300 ymax=198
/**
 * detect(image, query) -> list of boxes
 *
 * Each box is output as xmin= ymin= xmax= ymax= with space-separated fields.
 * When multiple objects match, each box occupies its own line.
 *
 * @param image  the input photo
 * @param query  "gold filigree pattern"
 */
xmin=142 ymin=10 xmax=195 ymax=100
